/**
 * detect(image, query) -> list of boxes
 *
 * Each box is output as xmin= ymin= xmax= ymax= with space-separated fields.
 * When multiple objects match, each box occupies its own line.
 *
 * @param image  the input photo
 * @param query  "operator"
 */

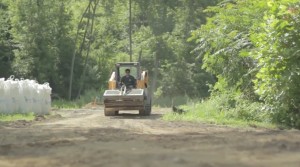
xmin=121 ymin=69 xmax=136 ymax=88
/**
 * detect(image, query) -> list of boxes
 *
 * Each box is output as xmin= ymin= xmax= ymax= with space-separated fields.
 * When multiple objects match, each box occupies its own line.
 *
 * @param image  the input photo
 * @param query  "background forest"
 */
xmin=0 ymin=0 xmax=299 ymax=128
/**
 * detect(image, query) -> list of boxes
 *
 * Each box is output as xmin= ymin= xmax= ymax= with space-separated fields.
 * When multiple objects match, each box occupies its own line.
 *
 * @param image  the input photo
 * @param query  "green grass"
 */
xmin=153 ymin=96 xmax=189 ymax=107
xmin=52 ymin=89 xmax=104 ymax=109
xmin=163 ymin=97 xmax=277 ymax=129
xmin=163 ymin=112 xmax=275 ymax=128
xmin=0 ymin=113 xmax=35 ymax=122
xmin=52 ymin=90 xmax=187 ymax=109
xmin=52 ymin=99 xmax=85 ymax=109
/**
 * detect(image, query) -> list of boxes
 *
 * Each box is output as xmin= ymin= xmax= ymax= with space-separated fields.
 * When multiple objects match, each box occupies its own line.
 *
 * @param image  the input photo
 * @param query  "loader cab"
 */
xmin=115 ymin=62 xmax=141 ymax=88
xmin=103 ymin=62 xmax=152 ymax=116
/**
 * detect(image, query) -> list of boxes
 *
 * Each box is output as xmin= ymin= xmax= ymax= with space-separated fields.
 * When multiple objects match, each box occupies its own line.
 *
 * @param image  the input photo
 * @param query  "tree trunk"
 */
xmin=129 ymin=0 xmax=132 ymax=62
xmin=77 ymin=0 xmax=99 ymax=98
xmin=151 ymin=52 xmax=158 ymax=98
xmin=68 ymin=1 xmax=92 ymax=100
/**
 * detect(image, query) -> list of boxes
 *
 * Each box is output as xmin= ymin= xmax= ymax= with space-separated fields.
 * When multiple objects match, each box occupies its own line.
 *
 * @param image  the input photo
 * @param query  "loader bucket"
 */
xmin=103 ymin=89 xmax=145 ymax=112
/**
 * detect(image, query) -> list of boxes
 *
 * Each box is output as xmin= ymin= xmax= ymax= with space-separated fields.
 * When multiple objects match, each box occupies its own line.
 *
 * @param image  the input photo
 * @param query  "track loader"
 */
xmin=103 ymin=62 xmax=152 ymax=116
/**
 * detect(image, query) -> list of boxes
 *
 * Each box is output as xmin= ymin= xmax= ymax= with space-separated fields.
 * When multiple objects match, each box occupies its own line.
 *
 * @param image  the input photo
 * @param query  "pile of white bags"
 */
xmin=0 ymin=76 xmax=52 ymax=115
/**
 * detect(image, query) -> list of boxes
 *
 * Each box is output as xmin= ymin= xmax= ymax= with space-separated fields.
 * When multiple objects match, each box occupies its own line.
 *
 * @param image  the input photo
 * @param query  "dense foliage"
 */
xmin=0 ymin=1 xmax=13 ymax=78
xmin=0 ymin=0 xmax=216 ymax=99
xmin=191 ymin=0 xmax=300 ymax=128
xmin=1 ymin=0 xmax=299 ymax=127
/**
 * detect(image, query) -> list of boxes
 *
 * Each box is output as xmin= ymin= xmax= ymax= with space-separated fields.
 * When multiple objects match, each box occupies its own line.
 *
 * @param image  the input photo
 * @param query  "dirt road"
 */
xmin=0 ymin=107 xmax=300 ymax=167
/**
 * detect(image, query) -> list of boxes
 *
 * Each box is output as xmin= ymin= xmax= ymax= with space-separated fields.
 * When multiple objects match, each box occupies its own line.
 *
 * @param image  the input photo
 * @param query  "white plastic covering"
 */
xmin=0 ymin=76 xmax=52 ymax=114
xmin=0 ymin=78 xmax=6 ymax=113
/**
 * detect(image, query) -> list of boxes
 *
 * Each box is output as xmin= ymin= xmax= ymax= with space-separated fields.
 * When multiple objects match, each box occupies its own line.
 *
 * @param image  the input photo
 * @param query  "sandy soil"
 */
xmin=0 ymin=106 xmax=300 ymax=167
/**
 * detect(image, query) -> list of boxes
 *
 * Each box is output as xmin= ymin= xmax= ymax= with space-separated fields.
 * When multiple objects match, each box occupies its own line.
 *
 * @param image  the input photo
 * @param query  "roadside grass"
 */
xmin=0 ymin=112 xmax=35 ymax=122
xmin=163 ymin=111 xmax=275 ymax=129
xmin=163 ymin=95 xmax=277 ymax=129
xmin=153 ymin=96 xmax=189 ymax=107
xmin=52 ymin=91 xmax=187 ymax=109
xmin=52 ymin=100 xmax=84 ymax=109
xmin=52 ymin=89 xmax=104 ymax=109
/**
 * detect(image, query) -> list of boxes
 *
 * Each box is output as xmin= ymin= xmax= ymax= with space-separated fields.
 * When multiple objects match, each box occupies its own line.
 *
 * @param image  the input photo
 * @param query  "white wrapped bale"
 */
xmin=18 ymin=79 xmax=27 ymax=113
xmin=39 ymin=83 xmax=52 ymax=114
xmin=10 ymin=79 xmax=20 ymax=113
xmin=23 ymin=79 xmax=33 ymax=113
xmin=0 ymin=78 xmax=6 ymax=113
xmin=0 ymin=76 xmax=52 ymax=114
xmin=3 ymin=78 xmax=13 ymax=114
xmin=30 ymin=81 xmax=38 ymax=114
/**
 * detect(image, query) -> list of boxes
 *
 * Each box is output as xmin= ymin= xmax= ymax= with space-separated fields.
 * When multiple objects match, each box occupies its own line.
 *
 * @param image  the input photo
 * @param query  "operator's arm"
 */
xmin=131 ymin=76 xmax=137 ymax=87
xmin=120 ymin=76 xmax=125 ymax=85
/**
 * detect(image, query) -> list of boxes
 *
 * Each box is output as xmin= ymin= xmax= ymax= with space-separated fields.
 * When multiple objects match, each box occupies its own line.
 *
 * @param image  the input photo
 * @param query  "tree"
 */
xmin=10 ymin=0 xmax=74 ymax=97
xmin=191 ymin=0 xmax=300 ymax=127
xmin=0 ymin=0 xmax=13 ymax=78
xmin=134 ymin=0 xmax=218 ymax=98
xmin=252 ymin=0 xmax=300 ymax=127
xmin=190 ymin=0 xmax=267 ymax=99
